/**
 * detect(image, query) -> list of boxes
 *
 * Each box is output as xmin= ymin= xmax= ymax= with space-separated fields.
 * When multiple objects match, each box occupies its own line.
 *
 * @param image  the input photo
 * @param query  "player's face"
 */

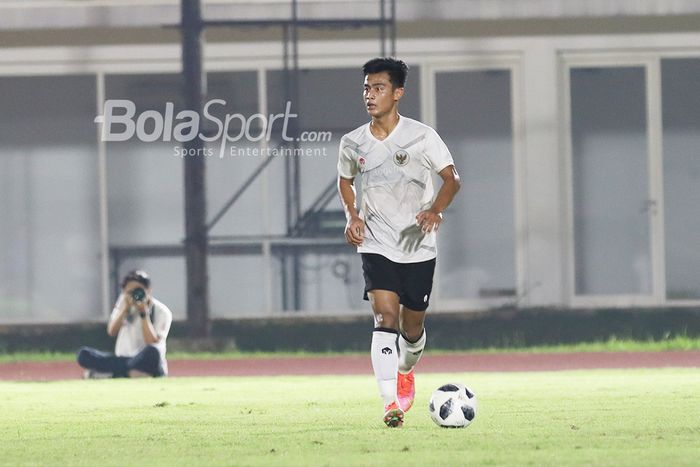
xmin=363 ymin=72 xmax=403 ymax=118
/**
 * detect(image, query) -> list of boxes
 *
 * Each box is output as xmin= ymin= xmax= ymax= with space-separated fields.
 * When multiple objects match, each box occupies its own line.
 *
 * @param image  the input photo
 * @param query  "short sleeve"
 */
xmin=337 ymin=138 xmax=359 ymax=179
xmin=424 ymin=128 xmax=454 ymax=173
xmin=153 ymin=304 xmax=173 ymax=341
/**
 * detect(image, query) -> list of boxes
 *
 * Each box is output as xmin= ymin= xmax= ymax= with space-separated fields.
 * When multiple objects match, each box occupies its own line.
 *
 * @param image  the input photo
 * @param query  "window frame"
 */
xmin=561 ymin=53 xmax=665 ymax=308
xmin=423 ymin=58 xmax=525 ymax=312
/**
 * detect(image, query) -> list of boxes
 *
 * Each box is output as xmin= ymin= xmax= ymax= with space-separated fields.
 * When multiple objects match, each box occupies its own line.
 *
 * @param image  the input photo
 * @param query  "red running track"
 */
xmin=0 ymin=351 xmax=698 ymax=381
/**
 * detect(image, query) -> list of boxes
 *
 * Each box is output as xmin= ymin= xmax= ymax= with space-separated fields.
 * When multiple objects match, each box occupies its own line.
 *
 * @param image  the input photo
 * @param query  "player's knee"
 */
xmin=400 ymin=313 xmax=425 ymax=341
xmin=401 ymin=324 xmax=424 ymax=342
xmin=139 ymin=345 xmax=163 ymax=376
xmin=373 ymin=310 xmax=399 ymax=330
xmin=76 ymin=346 xmax=91 ymax=367
xmin=142 ymin=345 xmax=159 ymax=363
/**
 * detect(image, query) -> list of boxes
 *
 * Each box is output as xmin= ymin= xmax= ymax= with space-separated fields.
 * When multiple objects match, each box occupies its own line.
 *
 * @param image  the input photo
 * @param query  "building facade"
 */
xmin=1 ymin=0 xmax=699 ymax=322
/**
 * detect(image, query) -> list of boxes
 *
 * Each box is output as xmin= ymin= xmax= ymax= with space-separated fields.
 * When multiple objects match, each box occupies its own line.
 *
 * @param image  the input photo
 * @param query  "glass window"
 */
xmin=209 ymin=255 xmax=267 ymax=317
xmin=570 ymin=66 xmax=651 ymax=295
xmin=265 ymin=67 xmax=421 ymax=311
xmin=435 ymin=69 xmax=516 ymax=300
xmin=0 ymin=75 xmax=100 ymax=322
xmin=106 ymin=71 xmax=267 ymax=316
xmin=662 ymin=58 xmax=700 ymax=300
xmin=104 ymin=73 xmax=187 ymax=314
xmin=206 ymin=71 xmax=264 ymax=238
xmin=270 ymin=251 xmax=366 ymax=313
xmin=104 ymin=73 xmax=185 ymax=245
xmin=204 ymin=71 xmax=269 ymax=316
xmin=266 ymin=67 xmax=422 ymax=232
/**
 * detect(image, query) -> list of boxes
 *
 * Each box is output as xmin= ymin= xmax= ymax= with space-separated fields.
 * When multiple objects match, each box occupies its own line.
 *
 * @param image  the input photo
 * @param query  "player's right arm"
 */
xmin=337 ymin=137 xmax=364 ymax=246
xmin=107 ymin=293 xmax=129 ymax=337
xmin=338 ymin=176 xmax=365 ymax=246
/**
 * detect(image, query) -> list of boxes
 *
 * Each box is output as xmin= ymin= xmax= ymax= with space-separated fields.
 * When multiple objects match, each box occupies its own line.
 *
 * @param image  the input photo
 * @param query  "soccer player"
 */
xmin=337 ymin=58 xmax=461 ymax=427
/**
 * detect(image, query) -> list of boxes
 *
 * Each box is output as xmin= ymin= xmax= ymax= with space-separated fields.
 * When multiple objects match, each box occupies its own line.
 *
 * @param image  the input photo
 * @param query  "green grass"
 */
xmin=473 ymin=334 xmax=700 ymax=353
xmin=1 ymin=369 xmax=699 ymax=466
xmin=1 ymin=335 xmax=699 ymax=363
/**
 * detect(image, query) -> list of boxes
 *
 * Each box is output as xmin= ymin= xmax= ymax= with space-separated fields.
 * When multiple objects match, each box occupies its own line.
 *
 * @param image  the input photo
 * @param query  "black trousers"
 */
xmin=77 ymin=345 xmax=164 ymax=377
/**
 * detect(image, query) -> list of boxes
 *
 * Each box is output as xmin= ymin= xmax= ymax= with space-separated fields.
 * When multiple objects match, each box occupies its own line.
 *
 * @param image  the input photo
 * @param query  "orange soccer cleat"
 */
xmin=397 ymin=370 xmax=415 ymax=412
xmin=383 ymin=401 xmax=405 ymax=427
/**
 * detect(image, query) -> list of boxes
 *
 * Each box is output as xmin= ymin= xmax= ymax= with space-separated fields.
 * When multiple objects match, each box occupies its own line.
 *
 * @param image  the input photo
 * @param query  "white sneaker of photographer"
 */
xmin=83 ymin=369 xmax=112 ymax=379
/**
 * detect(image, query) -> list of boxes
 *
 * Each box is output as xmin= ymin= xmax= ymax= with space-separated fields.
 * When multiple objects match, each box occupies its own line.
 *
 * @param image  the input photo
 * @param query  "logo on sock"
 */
xmin=412 ymin=350 xmax=423 ymax=356
xmin=381 ymin=347 xmax=393 ymax=355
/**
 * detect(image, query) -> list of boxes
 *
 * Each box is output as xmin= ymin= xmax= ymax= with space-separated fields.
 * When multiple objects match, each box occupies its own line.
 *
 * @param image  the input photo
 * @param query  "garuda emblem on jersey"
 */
xmin=393 ymin=150 xmax=409 ymax=167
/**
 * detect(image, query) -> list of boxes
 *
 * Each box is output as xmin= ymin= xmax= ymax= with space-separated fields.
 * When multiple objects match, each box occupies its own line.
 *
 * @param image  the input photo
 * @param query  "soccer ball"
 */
xmin=428 ymin=383 xmax=478 ymax=428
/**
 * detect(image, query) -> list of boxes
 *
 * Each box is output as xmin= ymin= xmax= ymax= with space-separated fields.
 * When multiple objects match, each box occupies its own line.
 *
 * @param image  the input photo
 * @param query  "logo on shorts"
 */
xmin=381 ymin=347 xmax=393 ymax=355
xmin=393 ymin=150 xmax=409 ymax=167
xmin=423 ymin=294 xmax=429 ymax=303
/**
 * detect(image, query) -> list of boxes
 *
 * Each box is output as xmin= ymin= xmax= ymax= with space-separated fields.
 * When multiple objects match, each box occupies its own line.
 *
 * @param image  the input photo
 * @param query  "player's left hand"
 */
xmin=128 ymin=291 xmax=150 ymax=314
xmin=134 ymin=299 xmax=149 ymax=314
xmin=416 ymin=209 xmax=443 ymax=234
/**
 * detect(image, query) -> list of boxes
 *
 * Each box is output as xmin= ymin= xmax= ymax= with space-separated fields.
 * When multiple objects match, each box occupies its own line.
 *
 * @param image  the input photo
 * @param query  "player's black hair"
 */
xmin=362 ymin=57 xmax=409 ymax=89
xmin=121 ymin=269 xmax=151 ymax=289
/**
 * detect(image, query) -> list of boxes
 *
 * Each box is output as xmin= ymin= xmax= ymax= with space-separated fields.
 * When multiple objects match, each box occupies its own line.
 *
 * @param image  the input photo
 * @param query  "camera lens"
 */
xmin=131 ymin=287 xmax=146 ymax=303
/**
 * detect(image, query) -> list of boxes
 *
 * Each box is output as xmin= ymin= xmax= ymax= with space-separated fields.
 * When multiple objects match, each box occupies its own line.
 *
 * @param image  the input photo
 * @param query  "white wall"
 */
xmin=1 ymin=31 xmax=700 ymax=322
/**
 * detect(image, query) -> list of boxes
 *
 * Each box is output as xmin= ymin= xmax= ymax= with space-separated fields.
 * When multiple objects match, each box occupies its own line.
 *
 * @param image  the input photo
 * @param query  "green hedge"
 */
xmin=1 ymin=307 xmax=699 ymax=353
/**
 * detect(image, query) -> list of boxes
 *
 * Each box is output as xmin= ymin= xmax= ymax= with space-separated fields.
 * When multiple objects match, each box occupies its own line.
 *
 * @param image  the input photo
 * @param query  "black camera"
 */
xmin=131 ymin=287 xmax=146 ymax=303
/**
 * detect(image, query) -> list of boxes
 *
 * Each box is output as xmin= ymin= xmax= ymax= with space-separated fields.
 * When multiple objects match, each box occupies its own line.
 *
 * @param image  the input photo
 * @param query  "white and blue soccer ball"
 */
xmin=428 ymin=383 xmax=478 ymax=428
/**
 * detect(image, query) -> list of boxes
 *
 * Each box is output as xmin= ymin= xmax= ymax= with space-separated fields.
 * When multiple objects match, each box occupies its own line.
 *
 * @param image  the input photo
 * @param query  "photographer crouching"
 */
xmin=77 ymin=270 xmax=173 ymax=378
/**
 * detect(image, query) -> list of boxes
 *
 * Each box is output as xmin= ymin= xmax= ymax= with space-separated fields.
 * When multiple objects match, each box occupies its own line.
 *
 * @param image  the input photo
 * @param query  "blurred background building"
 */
xmin=1 ymin=0 xmax=699 ymax=325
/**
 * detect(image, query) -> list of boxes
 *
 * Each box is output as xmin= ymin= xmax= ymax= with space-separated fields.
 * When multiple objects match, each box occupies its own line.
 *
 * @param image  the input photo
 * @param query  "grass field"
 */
xmin=1 ymin=369 xmax=699 ymax=466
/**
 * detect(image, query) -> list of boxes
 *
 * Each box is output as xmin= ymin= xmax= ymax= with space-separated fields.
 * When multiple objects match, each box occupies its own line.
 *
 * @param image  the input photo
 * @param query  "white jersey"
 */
xmin=338 ymin=115 xmax=454 ymax=263
xmin=111 ymin=297 xmax=173 ymax=375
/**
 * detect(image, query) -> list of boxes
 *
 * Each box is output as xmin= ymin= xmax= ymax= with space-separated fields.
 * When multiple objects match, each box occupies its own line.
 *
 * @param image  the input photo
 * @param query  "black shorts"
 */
xmin=361 ymin=253 xmax=436 ymax=312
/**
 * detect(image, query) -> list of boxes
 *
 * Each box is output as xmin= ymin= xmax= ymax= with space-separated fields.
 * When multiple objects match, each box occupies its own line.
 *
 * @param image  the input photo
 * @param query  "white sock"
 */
xmin=371 ymin=329 xmax=399 ymax=406
xmin=398 ymin=328 xmax=426 ymax=374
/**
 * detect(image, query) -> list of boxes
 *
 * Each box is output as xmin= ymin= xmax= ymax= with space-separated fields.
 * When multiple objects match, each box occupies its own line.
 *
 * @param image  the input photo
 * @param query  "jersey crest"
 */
xmin=393 ymin=150 xmax=409 ymax=167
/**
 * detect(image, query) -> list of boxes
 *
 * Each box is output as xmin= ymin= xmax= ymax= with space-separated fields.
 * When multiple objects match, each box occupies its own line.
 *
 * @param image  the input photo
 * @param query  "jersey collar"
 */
xmin=366 ymin=114 xmax=404 ymax=143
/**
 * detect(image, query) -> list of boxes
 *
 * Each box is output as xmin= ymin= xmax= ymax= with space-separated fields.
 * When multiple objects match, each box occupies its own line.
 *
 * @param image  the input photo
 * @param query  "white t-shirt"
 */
xmin=337 ymin=115 xmax=454 ymax=263
xmin=111 ymin=297 xmax=173 ymax=375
